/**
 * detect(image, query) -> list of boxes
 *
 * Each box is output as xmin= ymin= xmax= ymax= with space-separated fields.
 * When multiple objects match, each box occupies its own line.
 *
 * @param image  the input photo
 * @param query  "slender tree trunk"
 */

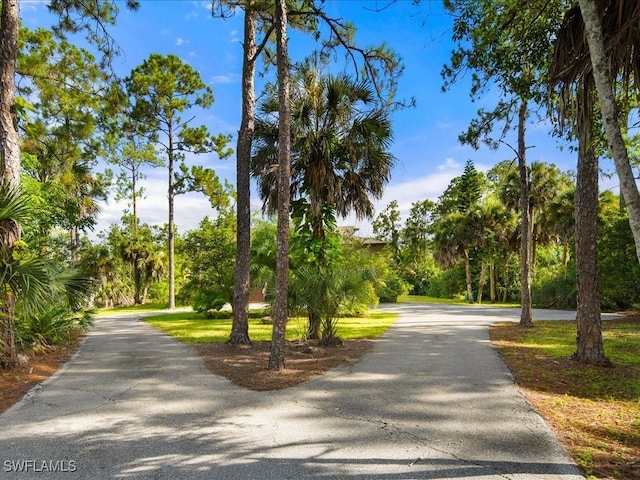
xmin=0 ymin=292 xmax=17 ymax=368
xmin=0 ymin=0 xmax=20 ymax=369
xmin=229 ymin=9 xmax=257 ymax=345
xmin=132 ymin=169 xmax=138 ymax=232
xmin=268 ymin=0 xmax=290 ymax=371
xmin=133 ymin=259 xmax=143 ymax=304
xmin=501 ymin=260 xmax=509 ymax=303
xmin=0 ymin=1 xmax=19 ymax=186
xmin=517 ymin=101 xmax=533 ymax=327
xmin=307 ymin=310 xmax=321 ymax=340
xmin=167 ymin=132 xmax=176 ymax=309
xmin=307 ymin=218 xmax=324 ymax=339
xmin=477 ymin=260 xmax=487 ymax=304
xmin=573 ymin=123 xmax=609 ymax=365
xmin=489 ymin=258 xmax=496 ymax=302
xmin=464 ymin=249 xmax=473 ymax=304
xmin=578 ymin=0 xmax=640 ymax=265
xmin=529 ymin=209 xmax=536 ymax=268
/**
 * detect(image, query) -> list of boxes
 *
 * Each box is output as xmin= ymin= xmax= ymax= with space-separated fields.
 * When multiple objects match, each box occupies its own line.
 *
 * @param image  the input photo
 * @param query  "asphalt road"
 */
xmin=0 ymin=304 xmax=587 ymax=479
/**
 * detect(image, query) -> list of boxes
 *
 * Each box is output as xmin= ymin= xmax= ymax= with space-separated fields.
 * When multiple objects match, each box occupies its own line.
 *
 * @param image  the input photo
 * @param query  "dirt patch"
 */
xmin=0 ymin=344 xmax=80 ymax=415
xmin=194 ymin=339 xmax=374 ymax=391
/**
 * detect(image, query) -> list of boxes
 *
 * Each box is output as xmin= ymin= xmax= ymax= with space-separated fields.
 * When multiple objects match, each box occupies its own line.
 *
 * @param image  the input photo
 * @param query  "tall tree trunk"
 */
xmin=464 ymin=248 xmax=473 ymax=304
xmin=0 ymin=0 xmax=20 ymax=369
xmin=268 ymin=0 xmax=290 ymax=371
xmin=517 ymin=101 xmax=533 ymax=327
xmin=476 ymin=259 xmax=487 ymax=304
xmin=306 ymin=217 xmax=325 ymax=339
xmin=578 ymin=0 xmax=640 ymax=265
xmin=133 ymin=259 xmax=143 ymax=305
xmin=229 ymin=8 xmax=257 ymax=345
xmin=573 ymin=122 xmax=609 ymax=365
xmin=167 ymin=133 xmax=176 ymax=309
xmin=132 ymin=169 xmax=138 ymax=232
xmin=489 ymin=258 xmax=496 ymax=302
xmin=529 ymin=209 xmax=536 ymax=268
xmin=501 ymin=259 xmax=509 ymax=303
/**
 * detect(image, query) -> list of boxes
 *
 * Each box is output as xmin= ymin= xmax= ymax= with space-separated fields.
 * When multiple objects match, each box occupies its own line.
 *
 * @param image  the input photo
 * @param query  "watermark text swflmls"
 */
xmin=4 ymin=460 xmax=77 ymax=473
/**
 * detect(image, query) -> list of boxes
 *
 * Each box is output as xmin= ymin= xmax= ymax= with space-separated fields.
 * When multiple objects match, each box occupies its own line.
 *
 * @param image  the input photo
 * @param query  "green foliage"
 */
xmin=125 ymin=53 xmax=232 ymax=161
xmin=15 ymin=305 xmax=93 ymax=350
xmin=179 ymin=210 xmax=236 ymax=314
xmin=372 ymin=200 xmax=402 ymax=260
xmin=532 ymin=262 xmax=576 ymax=309
xmin=18 ymin=27 xmax=115 ymax=247
xmin=426 ymin=265 xmax=466 ymax=299
xmin=290 ymin=199 xmax=342 ymax=268
xmin=376 ymin=274 xmax=410 ymax=303
xmin=76 ymin=221 xmax=168 ymax=308
xmin=598 ymin=214 xmax=640 ymax=310
xmin=397 ymin=254 xmax=439 ymax=296
xmin=250 ymin=219 xmax=280 ymax=289
xmin=252 ymin=60 xmax=395 ymax=220
xmin=47 ymin=0 xmax=140 ymax=66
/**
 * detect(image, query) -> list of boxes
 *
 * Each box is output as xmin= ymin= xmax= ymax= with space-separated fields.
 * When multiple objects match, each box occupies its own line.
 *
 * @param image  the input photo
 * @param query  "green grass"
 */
xmin=499 ymin=319 xmax=640 ymax=401
xmin=144 ymin=311 xmax=398 ymax=344
xmin=397 ymin=295 xmax=519 ymax=308
xmin=502 ymin=319 xmax=640 ymax=367
xmin=95 ymin=302 xmax=171 ymax=317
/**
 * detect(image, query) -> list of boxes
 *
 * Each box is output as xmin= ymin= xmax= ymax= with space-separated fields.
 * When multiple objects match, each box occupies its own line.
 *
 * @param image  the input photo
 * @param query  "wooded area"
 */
xmin=0 ymin=0 xmax=639 ymax=371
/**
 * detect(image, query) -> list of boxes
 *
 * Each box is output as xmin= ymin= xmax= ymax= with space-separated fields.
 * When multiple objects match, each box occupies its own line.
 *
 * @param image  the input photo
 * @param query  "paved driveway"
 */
xmin=0 ymin=304 xmax=585 ymax=479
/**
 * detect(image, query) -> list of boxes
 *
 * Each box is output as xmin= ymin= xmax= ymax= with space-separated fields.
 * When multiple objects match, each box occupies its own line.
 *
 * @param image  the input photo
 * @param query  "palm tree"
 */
xmin=253 ymin=62 xmax=395 ymax=234
xmin=252 ymin=62 xmax=395 ymax=338
xmin=431 ymin=210 xmax=483 ymax=304
xmin=542 ymin=188 xmax=576 ymax=267
xmin=479 ymin=195 xmax=517 ymax=302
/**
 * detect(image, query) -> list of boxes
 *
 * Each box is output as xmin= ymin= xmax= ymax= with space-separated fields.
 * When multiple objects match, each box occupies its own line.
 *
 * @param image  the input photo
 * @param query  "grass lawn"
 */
xmin=95 ymin=303 xmax=170 ymax=316
xmin=397 ymin=294 xmax=519 ymax=308
xmin=144 ymin=310 xmax=398 ymax=344
xmin=490 ymin=316 xmax=640 ymax=480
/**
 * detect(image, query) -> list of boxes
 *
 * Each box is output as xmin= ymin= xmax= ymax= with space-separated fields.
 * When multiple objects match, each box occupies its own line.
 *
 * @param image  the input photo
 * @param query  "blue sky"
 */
xmin=24 ymin=0 xmax=602 ymax=238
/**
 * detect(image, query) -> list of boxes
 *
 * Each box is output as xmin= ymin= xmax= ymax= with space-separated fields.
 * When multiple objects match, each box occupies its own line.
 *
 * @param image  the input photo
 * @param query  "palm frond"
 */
xmin=0 ymin=181 xmax=31 ymax=225
xmin=0 ymin=257 xmax=53 ymax=316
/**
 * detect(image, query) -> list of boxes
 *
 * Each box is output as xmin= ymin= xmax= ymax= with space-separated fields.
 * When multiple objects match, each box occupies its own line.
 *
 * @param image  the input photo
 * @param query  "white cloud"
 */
xmin=339 ymin=157 xmax=465 ymax=237
xmin=438 ymin=157 xmax=461 ymax=171
xmin=211 ymin=74 xmax=239 ymax=84
xmin=176 ymin=37 xmax=189 ymax=46
xmin=94 ymin=175 xmax=220 ymax=238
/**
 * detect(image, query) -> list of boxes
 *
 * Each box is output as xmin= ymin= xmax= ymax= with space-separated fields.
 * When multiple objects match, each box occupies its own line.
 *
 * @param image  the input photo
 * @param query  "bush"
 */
xmin=15 ymin=305 xmax=94 ymax=350
xmin=376 ymin=275 xmax=410 ymax=303
xmin=426 ymin=265 xmax=465 ymax=299
xmin=532 ymin=264 xmax=576 ymax=309
xmin=598 ymin=216 xmax=640 ymax=310
xmin=191 ymin=288 xmax=228 ymax=314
